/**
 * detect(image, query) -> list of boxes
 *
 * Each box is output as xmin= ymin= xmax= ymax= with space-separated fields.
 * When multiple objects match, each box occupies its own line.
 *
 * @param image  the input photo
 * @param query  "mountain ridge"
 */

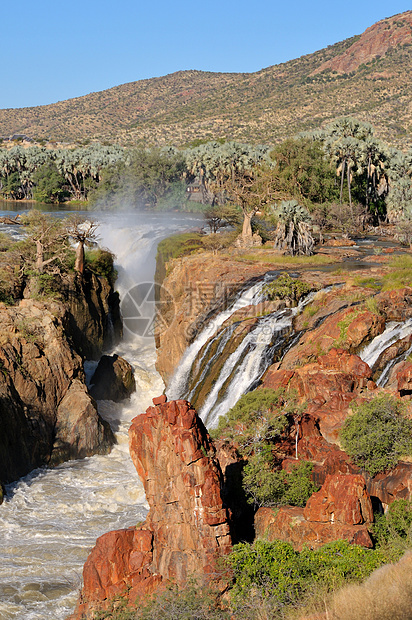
xmin=1 ymin=11 xmax=411 ymax=148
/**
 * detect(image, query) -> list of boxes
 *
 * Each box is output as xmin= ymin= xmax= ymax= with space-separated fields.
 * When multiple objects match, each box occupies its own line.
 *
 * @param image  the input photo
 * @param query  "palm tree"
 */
xmin=273 ymin=200 xmax=314 ymax=256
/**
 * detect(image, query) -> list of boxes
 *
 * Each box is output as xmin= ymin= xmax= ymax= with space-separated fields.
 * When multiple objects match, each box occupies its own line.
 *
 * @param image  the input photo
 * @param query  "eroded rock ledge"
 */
xmin=70 ymin=397 xmax=232 ymax=619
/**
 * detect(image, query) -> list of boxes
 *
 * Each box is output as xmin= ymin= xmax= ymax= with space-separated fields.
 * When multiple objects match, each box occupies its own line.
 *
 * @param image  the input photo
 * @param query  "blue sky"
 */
xmin=1 ymin=0 xmax=411 ymax=110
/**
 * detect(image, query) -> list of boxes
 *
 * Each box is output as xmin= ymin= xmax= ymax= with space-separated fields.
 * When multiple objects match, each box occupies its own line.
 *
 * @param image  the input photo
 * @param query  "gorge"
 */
xmin=1 ymin=209 xmax=412 ymax=619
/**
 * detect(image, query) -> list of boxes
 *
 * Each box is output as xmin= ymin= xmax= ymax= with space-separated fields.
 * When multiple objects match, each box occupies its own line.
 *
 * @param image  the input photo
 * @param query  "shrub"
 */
xmin=263 ymin=273 xmax=312 ymax=303
xmin=372 ymin=499 xmax=412 ymax=561
xmin=340 ymin=394 xmax=412 ymax=476
xmin=242 ymin=455 xmax=317 ymax=508
xmin=211 ymin=388 xmax=293 ymax=455
xmin=227 ymin=539 xmax=384 ymax=614
xmin=86 ymin=248 xmax=117 ymax=285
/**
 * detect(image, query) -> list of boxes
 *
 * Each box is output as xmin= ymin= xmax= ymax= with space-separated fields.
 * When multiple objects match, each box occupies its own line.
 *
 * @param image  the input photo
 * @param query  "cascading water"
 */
xmin=358 ymin=317 xmax=412 ymax=386
xmin=168 ymin=278 xmax=318 ymax=428
xmin=166 ymin=279 xmax=267 ymax=401
xmin=359 ymin=318 xmax=412 ymax=383
xmin=0 ymin=211 xmax=201 ymax=620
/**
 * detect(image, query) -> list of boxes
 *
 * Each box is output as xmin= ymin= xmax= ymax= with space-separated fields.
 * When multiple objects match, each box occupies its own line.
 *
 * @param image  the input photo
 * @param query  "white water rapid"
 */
xmin=359 ymin=318 xmax=412 ymax=372
xmin=0 ymin=211 xmax=201 ymax=620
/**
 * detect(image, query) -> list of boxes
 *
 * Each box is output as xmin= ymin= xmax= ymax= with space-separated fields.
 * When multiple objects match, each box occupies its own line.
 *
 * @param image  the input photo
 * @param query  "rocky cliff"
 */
xmin=71 ymin=397 xmax=232 ymax=619
xmin=155 ymin=253 xmax=271 ymax=383
xmin=0 ymin=270 xmax=122 ymax=490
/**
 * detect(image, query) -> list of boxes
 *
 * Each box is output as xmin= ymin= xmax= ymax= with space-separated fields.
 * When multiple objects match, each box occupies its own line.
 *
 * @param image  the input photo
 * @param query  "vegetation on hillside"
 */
xmin=0 ymin=12 xmax=411 ymax=148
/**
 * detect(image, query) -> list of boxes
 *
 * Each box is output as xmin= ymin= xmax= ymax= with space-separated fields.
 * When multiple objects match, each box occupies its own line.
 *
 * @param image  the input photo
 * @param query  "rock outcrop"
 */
xmin=312 ymin=11 xmax=412 ymax=75
xmin=255 ymin=473 xmax=374 ymax=551
xmin=72 ymin=398 xmax=232 ymax=619
xmin=263 ymin=349 xmax=373 ymax=442
xmin=0 ymin=298 xmax=115 ymax=486
xmin=90 ymin=354 xmax=136 ymax=401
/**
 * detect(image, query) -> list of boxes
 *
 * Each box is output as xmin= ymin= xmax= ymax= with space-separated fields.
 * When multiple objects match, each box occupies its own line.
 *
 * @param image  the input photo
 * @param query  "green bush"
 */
xmin=227 ymin=539 xmax=384 ymax=614
xmin=211 ymin=388 xmax=293 ymax=455
xmin=86 ymin=248 xmax=117 ymax=285
xmin=340 ymin=394 xmax=412 ymax=476
xmin=372 ymin=499 xmax=412 ymax=561
xmin=263 ymin=274 xmax=312 ymax=303
xmin=242 ymin=455 xmax=317 ymax=508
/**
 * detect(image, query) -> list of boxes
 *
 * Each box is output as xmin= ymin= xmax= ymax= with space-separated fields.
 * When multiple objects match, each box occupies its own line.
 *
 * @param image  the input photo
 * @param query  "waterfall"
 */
xmin=359 ymin=318 xmax=412 ymax=378
xmin=0 ymin=211 xmax=201 ymax=620
xmin=166 ymin=279 xmax=268 ymax=400
xmin=168 ymin=280 xmax=318 ymax=428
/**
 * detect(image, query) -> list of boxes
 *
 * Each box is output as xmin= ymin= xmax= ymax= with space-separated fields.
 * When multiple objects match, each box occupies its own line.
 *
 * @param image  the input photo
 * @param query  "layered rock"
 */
xmin=263 ymin=348 xmax=373 ymax=442
xmin=255 ymin=473 xmax=374 ymax=550
xmin=73 ymin=398 xmax=232 ymax=618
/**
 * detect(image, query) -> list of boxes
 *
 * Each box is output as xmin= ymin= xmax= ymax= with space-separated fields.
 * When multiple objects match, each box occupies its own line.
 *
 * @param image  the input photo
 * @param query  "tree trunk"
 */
xmin=75 ymin=241 xmax=85 ymax=274
xmin=36 ymin=240 xmax=44 ymax=273
xmin=242 ymin=210 xmax=253 ymax=240
xmin=347 ymin=163 xmax=353 ymax=218
xmin=340 ymin=159 xmax=346 ymax=205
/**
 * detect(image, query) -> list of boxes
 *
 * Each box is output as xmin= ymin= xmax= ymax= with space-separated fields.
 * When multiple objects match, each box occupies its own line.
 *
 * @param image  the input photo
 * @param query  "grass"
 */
xmin=382 ymin=255 xmax=412 ymax=290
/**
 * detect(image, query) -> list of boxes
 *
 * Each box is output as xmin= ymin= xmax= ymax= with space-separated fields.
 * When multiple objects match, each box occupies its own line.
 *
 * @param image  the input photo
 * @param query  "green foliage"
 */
xmin=90 ymin=147 xmax=186 ymax=210
xmin=372 ymin=499 xmax=412 ymax=561
xmin=270 ymin=138 xmax=338 ymax=206
xmin=228 ymin=539 xmax=384 ymax=613
xmin=32 ymin=162 xmax=67 ymax=203
xmin=242 ymin=456 xmax=318 ymax=508
xmin=156 ymin=232 xmax=204 ymax=263
xmin=340 ymin=394 xmax=412 ymax=476
xmin=211 ymin=388 xmax=292 ymax=455
xmin=263 ymin=274 xmax=312 ymax=303
xmin=85 ymin=248 xmax=117 ymax=285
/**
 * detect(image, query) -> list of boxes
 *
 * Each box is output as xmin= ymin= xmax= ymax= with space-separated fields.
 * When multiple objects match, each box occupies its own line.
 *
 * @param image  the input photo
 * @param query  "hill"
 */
xmin=0 ymin=11 xmax=412 ymax=148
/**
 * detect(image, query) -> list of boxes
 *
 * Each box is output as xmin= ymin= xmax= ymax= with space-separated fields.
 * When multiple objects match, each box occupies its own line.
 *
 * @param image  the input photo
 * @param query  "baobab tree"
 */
xmin=65 ymin=216 xmax=99 ymax=274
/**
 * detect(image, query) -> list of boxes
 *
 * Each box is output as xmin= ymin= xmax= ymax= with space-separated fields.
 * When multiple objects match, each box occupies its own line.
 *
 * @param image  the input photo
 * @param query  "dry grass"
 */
xmin=327 ymin=552 xmax=412 ymax=620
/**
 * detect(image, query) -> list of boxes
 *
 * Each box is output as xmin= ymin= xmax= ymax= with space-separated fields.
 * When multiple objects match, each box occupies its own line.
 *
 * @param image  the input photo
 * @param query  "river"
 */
xmin=0 ymin=209 xmax=202 ymax=620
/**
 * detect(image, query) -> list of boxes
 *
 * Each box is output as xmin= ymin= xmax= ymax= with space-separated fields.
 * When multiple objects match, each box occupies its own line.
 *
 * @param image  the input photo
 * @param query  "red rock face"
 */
xmin=263 ymin=349 xmax=373 ymax=442
xmin=255 ymin=506 xmax=373 ymax=551
xmin=303 ymin=473 xmax=373 ymax=525
xmin=255 ymin=472 xmax=374 ymax=551
xmin=129 ymin=399 xmax=232 ymax=584
xmin=72 ymin=398 xmax=232 ymax=619
xmin=312 ymin=12 xmax=412 ymax=75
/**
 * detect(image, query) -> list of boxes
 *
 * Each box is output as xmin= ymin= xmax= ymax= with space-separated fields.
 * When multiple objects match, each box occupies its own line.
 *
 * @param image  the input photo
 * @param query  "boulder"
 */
xmin=396 ymin=362 xmax=412 ymax=395
xmin=303 ymin=473 xmax=373 ymax=525
xmin=51 ymin=380 xmax=114 ymax=465
xmin=90 ymin=354 xmax=136 ymax=401
xmin=367 ymin=462 xmax=412 ymax=507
